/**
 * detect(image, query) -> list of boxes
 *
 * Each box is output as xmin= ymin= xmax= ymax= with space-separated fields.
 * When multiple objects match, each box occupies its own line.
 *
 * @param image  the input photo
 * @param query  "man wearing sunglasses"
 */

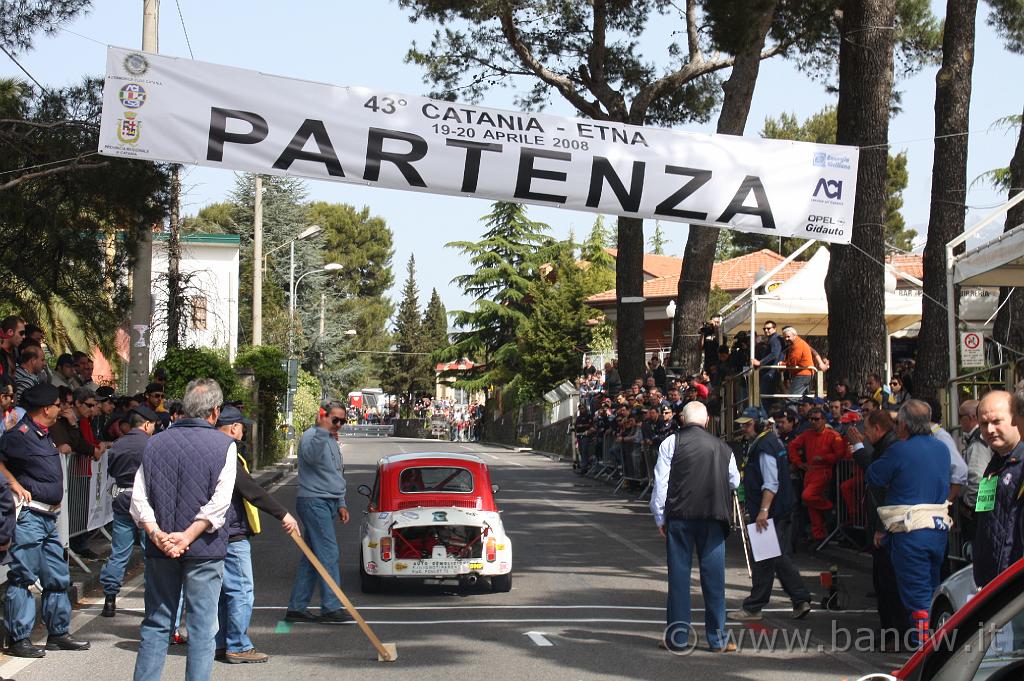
xmin=0 ymin=316 xmax=26 ymax=381
xmin=285 ymin=401 xmax=351 ymax=624
xmin=750 ymin=320 xmax=784 ymax=406
xmin=145 ymin=382 xmax=171 ymax=432
xmin=787 ymin=407 xmax=846 ymax=543
xmin=51 ymin=388 xmax=110 ymax=560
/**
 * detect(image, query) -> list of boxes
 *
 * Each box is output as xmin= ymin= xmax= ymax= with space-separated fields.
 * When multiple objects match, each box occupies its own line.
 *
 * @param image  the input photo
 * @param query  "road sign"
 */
xmin=961 ymin=331 xmax=985 ymax=368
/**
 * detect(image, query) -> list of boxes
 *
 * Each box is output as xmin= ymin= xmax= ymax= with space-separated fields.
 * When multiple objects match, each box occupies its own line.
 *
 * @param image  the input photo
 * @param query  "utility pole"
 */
xmin=252 ymin=175 xmax=263 ymax=345
xmin=127 ymin=0 xmax=159 ymax=393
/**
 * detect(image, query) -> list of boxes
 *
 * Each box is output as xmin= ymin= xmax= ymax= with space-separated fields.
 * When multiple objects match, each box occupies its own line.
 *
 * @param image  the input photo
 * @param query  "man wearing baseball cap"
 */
xmin=100 ymin=405 xmax=159 ymax=617
xmin=215 ymin=405 xmax=299 ymax=664
xmin=729 ymin=407 xmax=812 ymax=621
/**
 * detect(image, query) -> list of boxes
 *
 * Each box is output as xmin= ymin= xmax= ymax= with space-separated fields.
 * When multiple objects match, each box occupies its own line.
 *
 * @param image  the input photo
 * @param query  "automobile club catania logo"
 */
xmin=118 ymin=83 xmax=146 ymax=109
xmin=123 ymin=53 xmax=149 ymax=76
xmin=117 ymin=112 xmax=141 ymax=145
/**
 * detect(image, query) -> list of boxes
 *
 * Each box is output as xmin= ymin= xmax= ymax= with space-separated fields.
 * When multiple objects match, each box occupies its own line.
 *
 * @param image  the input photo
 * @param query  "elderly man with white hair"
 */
xmin=650 ymin=401 xmax=739 ymax=653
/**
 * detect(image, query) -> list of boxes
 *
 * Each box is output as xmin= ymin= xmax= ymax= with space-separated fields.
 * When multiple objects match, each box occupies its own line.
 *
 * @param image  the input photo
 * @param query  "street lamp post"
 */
xmin=258 ymin=224 xmax=321 ymax=345
xmin=290 ymin=262 xmax=343 ymax=354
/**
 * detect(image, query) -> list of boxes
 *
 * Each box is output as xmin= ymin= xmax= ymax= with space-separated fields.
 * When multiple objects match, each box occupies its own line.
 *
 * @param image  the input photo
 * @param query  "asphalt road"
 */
xmin=1 ymin=438 xmax=912 ymax=680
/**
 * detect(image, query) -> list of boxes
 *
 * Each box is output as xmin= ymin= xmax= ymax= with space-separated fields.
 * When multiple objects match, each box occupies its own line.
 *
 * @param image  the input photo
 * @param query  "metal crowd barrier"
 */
xmin=614 ymin=439 xmax=647 ymax=494
xmin=816 ymin=458 xmax=867 ymax=552
xmin=816 ymin=456 xmax=975 ymax=567
xmin=947 ymin=499 xmax=972 ymax=565
xmin=587 ymin=431 xmax=618 ymax=481
xmin=340 ymin=424 xmax=395 ymax=438
xmin=65 ymin=451 xmax=113 ymax=573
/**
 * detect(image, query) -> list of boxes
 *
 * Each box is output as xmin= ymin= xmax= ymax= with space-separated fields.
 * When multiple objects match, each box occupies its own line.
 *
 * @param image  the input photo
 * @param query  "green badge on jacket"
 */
xmin=975 ymin=475 xmax=997 ymax=513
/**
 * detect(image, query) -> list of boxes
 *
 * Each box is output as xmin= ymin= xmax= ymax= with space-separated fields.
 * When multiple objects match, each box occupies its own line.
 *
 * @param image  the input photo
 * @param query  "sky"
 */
xmin=4 ymin=1 xmax=1022 ymax=316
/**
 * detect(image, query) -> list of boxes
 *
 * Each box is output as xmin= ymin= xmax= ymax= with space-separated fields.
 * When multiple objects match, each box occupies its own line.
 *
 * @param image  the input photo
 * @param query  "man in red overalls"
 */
xmin=788 ymin=407 xmax=847 ymax=542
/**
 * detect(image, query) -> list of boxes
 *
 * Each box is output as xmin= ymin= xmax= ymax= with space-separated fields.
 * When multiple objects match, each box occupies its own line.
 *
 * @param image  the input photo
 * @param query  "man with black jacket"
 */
xmin=973 ymin=391 xmax=1024 ymax=588
xmin=215 ymin=405 xmax=299 ymax=664
xmin=848 ymin=409 xmax=908 ymax=644
xmin=650 ymin=401 xmax=739 ymax=653
xmin=99 ymin=406 xmax=159 ymax=616
xmin=729 ymin=408 xmax=812 ymax=621
xmin=0 ymin=383 xmax=90 ymax=657
xmin=573 ymin=404 xmax=594 ymax=474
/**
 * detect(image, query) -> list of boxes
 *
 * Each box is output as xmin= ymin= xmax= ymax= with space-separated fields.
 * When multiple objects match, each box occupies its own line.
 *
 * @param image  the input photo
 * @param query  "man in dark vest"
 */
xmin=0 ymin=383 xmax=90 ymax=657
xmin=729 ymin=407 xmax=812 ymax=622
xmin=973 ymin=390 xmax=1024 ymax=588
xmin=130 ymin=378 xmax=236 ymax=681
xmin=650 ymin=401 xmax=739 ymax=653
xmin=215 ymin=405 xmax=299 ymax=664
xmin=99 ymin=405 xmax=159 ymax=617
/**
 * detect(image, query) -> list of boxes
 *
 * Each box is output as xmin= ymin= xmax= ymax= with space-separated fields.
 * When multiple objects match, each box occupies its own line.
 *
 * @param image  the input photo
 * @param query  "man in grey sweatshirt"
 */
xmin=285 ymin=402 xmax=350 ymax=624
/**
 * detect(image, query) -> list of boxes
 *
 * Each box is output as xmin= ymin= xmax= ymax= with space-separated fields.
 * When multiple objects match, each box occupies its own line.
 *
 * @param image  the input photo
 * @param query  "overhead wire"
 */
xmin=175 ymin=0 xmax=196 ymax=59
xmin=0 ymin=45 xmax=48 ymax=94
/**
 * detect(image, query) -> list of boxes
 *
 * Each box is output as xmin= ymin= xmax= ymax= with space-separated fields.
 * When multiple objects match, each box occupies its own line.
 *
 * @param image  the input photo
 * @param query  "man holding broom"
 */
xmin=285 ymin=401 xmax=351 ymax=624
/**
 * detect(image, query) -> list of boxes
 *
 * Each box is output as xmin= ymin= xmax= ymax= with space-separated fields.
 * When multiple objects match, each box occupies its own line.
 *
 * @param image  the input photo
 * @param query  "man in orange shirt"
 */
xmin=788 ymin=407 xmax=847 ymax=542
xmin=781 ymin=327 xmax=828 ymax=401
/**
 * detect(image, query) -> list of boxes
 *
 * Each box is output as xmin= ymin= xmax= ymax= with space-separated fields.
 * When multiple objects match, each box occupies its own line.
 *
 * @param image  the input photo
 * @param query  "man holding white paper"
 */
xmin=729 ymin=407 xmax=813 ymax=622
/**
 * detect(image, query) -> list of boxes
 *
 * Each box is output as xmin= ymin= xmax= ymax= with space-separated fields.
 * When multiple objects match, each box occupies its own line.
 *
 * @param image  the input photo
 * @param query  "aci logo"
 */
xmin=813 ymin=178 xmax=843 ymax=200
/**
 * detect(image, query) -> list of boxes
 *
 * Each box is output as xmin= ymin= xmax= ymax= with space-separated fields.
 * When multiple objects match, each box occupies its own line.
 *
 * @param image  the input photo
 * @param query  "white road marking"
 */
xmin=524 ymin=631 xmax=554 ymax=646
xmin=78 ymin=605 xmax=877 ymax=615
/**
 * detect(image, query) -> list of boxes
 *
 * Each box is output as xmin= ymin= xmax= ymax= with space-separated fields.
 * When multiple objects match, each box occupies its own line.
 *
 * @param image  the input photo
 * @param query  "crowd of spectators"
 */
xmin=413 ymin=397 xmax=483 ymax=442
xmin=574 ymin=314 xmax=1024 ymax=649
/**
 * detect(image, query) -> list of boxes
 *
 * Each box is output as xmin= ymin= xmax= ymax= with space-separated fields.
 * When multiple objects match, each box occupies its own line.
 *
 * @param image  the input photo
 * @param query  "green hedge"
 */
xmin=153 ymin=347 xmax=237 ymax=399
xmin=234 ymin=345 xmax=288 ymax=465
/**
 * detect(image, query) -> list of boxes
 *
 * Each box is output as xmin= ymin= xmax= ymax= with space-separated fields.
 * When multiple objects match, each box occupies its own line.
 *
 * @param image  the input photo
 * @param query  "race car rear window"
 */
xmin=399 ymin=467 xmax=475 ymax=494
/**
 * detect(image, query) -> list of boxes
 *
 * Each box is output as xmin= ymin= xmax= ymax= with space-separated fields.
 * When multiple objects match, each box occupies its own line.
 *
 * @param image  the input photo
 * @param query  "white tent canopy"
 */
xmin=954 ymin=223 xmax=1024 ymax=287
xmin=722 ymin=247 xmax=922 ymax=336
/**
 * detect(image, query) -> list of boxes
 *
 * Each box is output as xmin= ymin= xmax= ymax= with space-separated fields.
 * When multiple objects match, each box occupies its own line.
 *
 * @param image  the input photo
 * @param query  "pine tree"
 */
xmin=421 ymin=288 xmax=449 ymax=357
xmin=648 ymin=222 xmax=668 ymax=255
xmin=444 ymin=202 xmax=553 ymax=397
xmin=519 ymin=241 xmax=597 ymax=400
xmin=580 ymin=216 xmax=616 ymax=282
xmin=381 ymin=256 xmax=428 ymax=409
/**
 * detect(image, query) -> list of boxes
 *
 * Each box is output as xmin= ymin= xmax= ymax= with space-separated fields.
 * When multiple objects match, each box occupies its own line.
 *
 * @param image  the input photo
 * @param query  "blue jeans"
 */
xmin=665 ymin=518 xmax=727 ymax=650
xmin=217 ymin=539 xmax=254 ymax=652
xmin=100 ymin=512 xmax=144 ymax=597
xmin=5 ymin=510 xmax=71 ymax=640
xmin=788 ymin=374 xmax=813 ymax=402
xmin=288 ymin=496 xmax=342 ymax=613
xmin=133 ymin=557 xmax=224 ymax=681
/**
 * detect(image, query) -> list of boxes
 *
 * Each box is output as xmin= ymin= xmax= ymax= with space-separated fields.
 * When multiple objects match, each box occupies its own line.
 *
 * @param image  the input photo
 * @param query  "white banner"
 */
xmin=99 ymin=46 xmax=859 ymax=243
xmin=86 ymin=450 xmax=113 ymax=532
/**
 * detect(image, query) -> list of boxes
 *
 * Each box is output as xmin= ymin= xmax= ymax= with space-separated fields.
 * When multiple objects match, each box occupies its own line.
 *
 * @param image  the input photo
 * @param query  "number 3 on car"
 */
xmin=357 ymin=453 xmax=512 ymax=593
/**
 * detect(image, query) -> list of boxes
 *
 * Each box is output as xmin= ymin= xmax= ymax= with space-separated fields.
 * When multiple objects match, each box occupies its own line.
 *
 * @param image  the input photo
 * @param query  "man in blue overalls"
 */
xmin=0 ymin=383 xmax=91 ymax=657
xmin=867 ymin=399 xmax=951 ymax=648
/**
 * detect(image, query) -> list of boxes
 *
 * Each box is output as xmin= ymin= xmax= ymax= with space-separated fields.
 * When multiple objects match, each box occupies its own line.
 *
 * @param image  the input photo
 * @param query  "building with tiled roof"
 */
xmin=585 ymin=248 xmax=924 ymax=352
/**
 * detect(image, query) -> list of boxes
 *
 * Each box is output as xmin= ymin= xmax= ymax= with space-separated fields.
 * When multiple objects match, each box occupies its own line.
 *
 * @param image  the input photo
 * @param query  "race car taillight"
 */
xmin=485 ymin=537 xmax=496 ymax=562
xmin=380 ymin=536 xmax=392 ymax=561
